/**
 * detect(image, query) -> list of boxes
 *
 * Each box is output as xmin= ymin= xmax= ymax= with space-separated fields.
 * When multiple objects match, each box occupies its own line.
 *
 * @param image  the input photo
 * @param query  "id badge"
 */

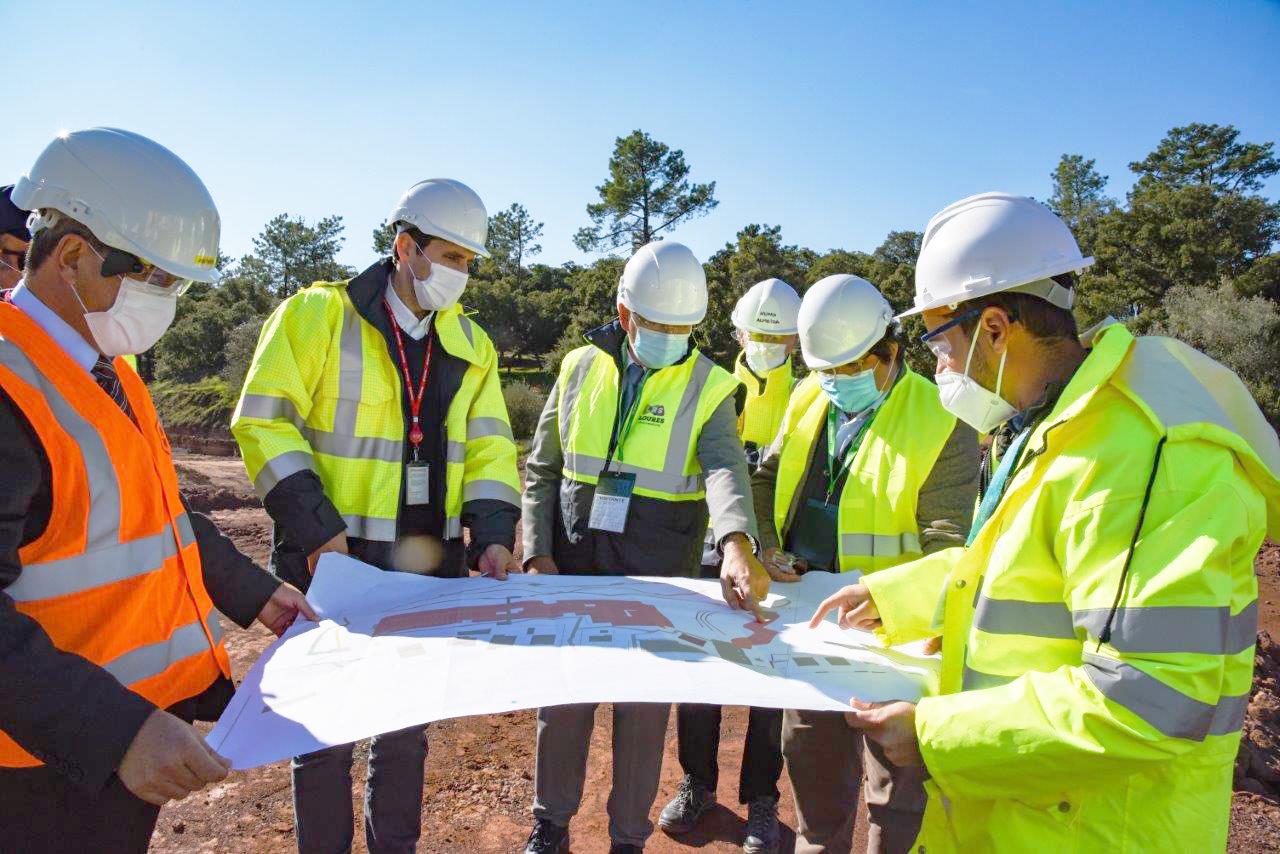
xmin=405 ymin=461 xmax=431 ymax=506
xmin=589 ymin=471 xmax=636 ymax=533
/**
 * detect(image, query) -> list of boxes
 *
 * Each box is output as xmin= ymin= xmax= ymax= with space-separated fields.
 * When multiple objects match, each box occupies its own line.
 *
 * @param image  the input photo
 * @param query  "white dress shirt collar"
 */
xmin=384 ymin=278 xmax=434 ymax=341
xmin=9 ymin=280 xmax=99 ymax=372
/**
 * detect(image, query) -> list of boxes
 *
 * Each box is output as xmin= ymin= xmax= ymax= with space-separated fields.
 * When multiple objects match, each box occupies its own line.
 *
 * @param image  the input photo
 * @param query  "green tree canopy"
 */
xmin=487 ymin=203 xmax=544 ymax=284
xmin=574 ymin=130 xmax=717 ymax=254
xmin=1079 ymin=123 xmax=1280 ymax=324
xmin=248 ymin=213 xmax=354 ymax=299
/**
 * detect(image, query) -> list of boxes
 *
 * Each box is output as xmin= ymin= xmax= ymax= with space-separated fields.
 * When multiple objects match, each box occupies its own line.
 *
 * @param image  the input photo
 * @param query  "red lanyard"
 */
xmin=383 ymin=299 xmax=434 ymax=455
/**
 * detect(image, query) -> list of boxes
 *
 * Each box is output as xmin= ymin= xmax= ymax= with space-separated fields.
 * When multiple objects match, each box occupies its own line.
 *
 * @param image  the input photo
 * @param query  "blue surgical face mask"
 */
xmin=820 ymin=367 xmax=883 ymax=414
xmin=630 ymin=324 xmax=689 ymax=369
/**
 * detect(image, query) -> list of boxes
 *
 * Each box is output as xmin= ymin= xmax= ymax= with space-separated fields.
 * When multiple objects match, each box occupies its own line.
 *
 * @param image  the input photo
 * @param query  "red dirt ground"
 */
xmin=152 ymin=453 xmax=1280 ymax=853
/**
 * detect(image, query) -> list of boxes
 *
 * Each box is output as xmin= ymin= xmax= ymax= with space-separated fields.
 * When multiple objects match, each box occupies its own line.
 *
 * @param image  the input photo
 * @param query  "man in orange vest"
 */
xmin=0 ymin=128 xmax=315 ymax=853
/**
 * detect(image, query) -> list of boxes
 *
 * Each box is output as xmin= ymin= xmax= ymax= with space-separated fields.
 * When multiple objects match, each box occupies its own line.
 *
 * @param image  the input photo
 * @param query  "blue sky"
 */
xmin=5 ymin=1 xmax=1278 ymax=271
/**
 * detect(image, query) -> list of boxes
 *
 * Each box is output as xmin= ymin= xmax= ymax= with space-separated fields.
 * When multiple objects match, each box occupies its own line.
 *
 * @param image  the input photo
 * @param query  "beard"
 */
xmin=967 ymin=334 xmax=1003 ymax=395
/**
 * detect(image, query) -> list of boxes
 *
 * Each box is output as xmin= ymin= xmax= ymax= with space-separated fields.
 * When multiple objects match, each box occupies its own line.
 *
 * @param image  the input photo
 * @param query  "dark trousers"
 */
xmin=292 ymin=724 xmax=427 ymax=854
xmin=676 ymin=702 xmax=783 ymax=803
xmin=0 ymin=764 xmax=159 ymax=853
xmin=783 ymin=708 xmax=925 ymax=854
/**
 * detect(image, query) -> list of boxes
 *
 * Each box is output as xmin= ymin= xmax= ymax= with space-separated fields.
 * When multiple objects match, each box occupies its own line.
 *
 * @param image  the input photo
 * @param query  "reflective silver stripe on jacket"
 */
xmin=1083 ymin=652 xmax=1248 ymax=740
xmin=467 ymin=417 xmax=513 ymax=442
xmin=962 ymin=665 xmax=1015 ymax=691
xmin=559 ymin=351 xmax=715 ymax=496
xmin=253 ymin=449 xmax=316 ymax=497
xmin=972 ymin=596 xmax=1076 ymax=639
xmin=462 ymin=479 xmax=521 ymax=506
xmin=342 ymin=514 xmax=397 ymax=542
xmin=445 ymin=517 xmax=463 ymax=538
xmin=301 ymin=427 xmax=402 ymax=463
xmin=10 ymin=514 xmax=198 ymax=602
xmin=238 ymin=393 xmax=302 ymax=426
xmin=839 ymin=531 xmax=921 ymax=559
xmin=974 ymin=594 xmax=1259 ymax=655
xmin=0 ymin=340 xmax=202 ymax=602
xmin=562 ymin=452 xmax=704 ymax=495
xmin=101 ymin=610 xmax=222 ymax=686
xmin=334 ymin=300 xmax=364 ymax=437
xmin=0 ymin=340 xmax=121 ymax=555
xmin=1074 ymin=602 xmax=1258 ymax=655
xmin=557 ymin=348 xmax=597 ymax=445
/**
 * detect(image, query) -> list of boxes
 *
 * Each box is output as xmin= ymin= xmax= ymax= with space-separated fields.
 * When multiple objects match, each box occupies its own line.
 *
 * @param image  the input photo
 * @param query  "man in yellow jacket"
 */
xmin=758 ymin=275 xmax=976 ymax=854
xmin=661 ymin=277 xmax=805 ymax=853
xmin=813 ymin=192 xmax=1280 ymax=852
xmin=232 ymin=178 xmax=521 ymax=853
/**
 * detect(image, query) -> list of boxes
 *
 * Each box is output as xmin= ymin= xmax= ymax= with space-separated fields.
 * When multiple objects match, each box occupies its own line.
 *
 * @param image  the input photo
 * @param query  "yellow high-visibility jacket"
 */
xmin=771 ymin=368 xmax=957 ymax=573
xmin=864 ymin=322 xmax=1280 ymax=852
xmin=558 ymin=342 xmax=740 ymax=503
xmin=734 ymin=353 xmax=794 ymax=449
xmin=231 ymin=275 xmax=519 ymax=545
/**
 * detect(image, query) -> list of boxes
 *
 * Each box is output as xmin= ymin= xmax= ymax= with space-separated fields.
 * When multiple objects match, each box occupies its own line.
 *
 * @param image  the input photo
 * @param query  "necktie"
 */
xmin=92 ymin=356 xmax=136 ymax=424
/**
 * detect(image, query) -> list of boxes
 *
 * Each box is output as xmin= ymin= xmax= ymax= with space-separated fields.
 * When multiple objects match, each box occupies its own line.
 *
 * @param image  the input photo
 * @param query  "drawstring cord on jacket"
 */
xmin=1096 ymin=435 xmax=1167 ymax=650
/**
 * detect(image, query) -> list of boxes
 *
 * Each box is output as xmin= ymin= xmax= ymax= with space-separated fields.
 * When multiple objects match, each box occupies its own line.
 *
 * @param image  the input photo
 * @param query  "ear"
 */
xmin=980 ymin=306 xmax=1014 ymax=355
xmin=53 ymin=233 xmax=89 ymax=285
xmin=392 ymin=231 xmax=420 ymax=267
xmin=617 ymin=302 xmax=632 ymax=332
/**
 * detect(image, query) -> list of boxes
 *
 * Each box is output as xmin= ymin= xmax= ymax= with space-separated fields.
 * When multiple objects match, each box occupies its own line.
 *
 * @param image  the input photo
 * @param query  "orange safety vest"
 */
xmin=0 ymin=301 xmax=230 ymax=768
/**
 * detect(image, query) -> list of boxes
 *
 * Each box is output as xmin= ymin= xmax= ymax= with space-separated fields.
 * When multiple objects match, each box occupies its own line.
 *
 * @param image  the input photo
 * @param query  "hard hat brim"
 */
xmin=897 ymin=256 xmax=1095 ymax=321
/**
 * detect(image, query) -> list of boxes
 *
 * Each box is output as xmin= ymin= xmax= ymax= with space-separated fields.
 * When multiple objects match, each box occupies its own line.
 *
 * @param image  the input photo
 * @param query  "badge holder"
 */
xmin=589 ymin=470 xmax=636 ymax=533
xmin=588 ymin=374 xmax=647 ymax=534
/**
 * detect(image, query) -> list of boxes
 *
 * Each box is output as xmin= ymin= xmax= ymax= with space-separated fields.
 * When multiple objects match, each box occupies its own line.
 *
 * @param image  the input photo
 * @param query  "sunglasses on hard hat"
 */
xmin=97 ymin=245 xmax=195 ymax=295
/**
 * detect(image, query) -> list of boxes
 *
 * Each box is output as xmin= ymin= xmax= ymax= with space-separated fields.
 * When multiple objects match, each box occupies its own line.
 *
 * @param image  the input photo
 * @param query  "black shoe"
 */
xmin=608 ymin=846 xmax=643 ymax=854
xmin=658 ymin=774 xmax=717 ymax=834
xmin=742 ymin=795 xmax=780 ymax=854
xmin=523 ymin=818 xmax=569 ymax=854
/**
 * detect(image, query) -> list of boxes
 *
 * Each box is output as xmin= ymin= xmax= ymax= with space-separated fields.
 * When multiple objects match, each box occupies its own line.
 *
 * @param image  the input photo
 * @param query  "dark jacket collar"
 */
xmin=346 ymin=259 xmax=395 ymax=326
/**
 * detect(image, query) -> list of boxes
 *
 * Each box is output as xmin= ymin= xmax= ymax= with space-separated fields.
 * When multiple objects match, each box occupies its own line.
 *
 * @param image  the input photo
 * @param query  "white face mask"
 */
xmin=410 ymin=247 xmax=468 ymax=310
xmin=70 ymin=253 xmax=179 ymax=356
xmin=935 ymin=328 xmax=1017 ymax=434
xmin=744 ymin=340 xmax=788 ymax=374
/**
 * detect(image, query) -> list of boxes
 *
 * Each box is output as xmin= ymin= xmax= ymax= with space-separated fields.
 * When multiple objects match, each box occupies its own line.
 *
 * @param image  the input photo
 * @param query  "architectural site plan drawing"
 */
xmin=209 ymin=554 xmax=938 ymax=769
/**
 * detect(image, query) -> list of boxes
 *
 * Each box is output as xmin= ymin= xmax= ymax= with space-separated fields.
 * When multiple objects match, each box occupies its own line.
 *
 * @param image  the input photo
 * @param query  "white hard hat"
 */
xmin=731 ymin=278 xmax=801 ymax=335
xmin=798 ymin=274 xmax=895 ymax=370
xmin=900 ymin=191 xmax=1093 ymax=319
xmin=13 ymin=128 xmax=221 ymax=282
xmin=388 ymin=178 xmax=490 ymax=258
xmin=617 ymin=240 xmax=707 ymax=325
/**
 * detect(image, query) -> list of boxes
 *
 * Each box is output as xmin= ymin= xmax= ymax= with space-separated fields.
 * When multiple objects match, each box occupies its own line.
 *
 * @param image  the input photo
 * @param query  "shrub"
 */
xmin=150 ymin=377 xmax=237 ymax=433
xmin=504 ymin=381 xmax=548 ymax=441
xmin=1154 ymin=282 xmax=1280 ymax=428
xmin=221 ymin=316 xmax=268 ymax=396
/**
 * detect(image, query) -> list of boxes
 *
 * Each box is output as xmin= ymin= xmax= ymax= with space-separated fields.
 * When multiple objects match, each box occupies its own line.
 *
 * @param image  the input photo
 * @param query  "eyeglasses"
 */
xmin=918 ymin=307 xmax=1019 ymax=359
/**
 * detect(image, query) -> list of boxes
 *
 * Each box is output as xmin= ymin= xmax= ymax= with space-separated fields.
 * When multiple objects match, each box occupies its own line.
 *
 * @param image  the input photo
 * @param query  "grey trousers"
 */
xmin=532 ymin=702 xmax=671 ymax=846
xmin=292 ymin=724 xmax=427 ymax=854
xmin=782 ymin=709 xmax=925 ymax=854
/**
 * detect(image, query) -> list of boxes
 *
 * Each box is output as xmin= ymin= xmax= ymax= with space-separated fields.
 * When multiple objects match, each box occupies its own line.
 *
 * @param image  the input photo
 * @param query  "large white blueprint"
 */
xmin=208 ymin=554 xmax=938 ymax=769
